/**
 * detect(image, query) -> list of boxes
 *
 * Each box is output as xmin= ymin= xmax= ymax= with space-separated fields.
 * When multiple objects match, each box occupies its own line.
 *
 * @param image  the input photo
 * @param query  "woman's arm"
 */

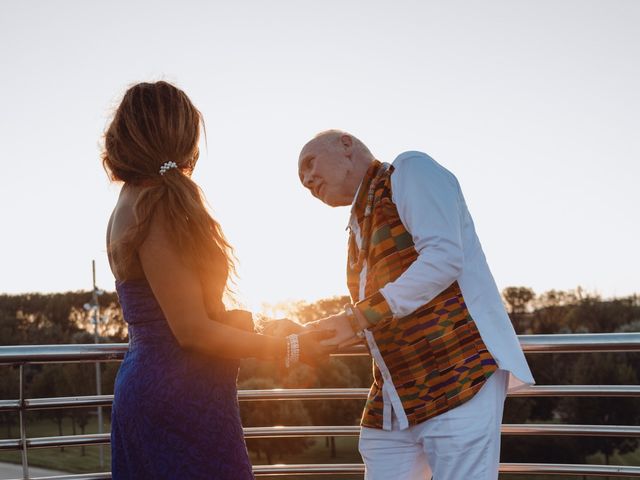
xmin=138 ymin=211 xmax=288 ymax=361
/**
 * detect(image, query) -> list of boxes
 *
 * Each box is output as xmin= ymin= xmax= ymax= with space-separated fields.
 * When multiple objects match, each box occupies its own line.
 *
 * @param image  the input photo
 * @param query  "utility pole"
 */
xmin=90 ymin=260 xmax=105 ymax=469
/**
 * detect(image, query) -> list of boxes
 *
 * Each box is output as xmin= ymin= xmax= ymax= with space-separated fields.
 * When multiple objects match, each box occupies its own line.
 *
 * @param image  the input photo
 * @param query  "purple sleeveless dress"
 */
xmin=111 ymin=279 xmax=254 ymax=479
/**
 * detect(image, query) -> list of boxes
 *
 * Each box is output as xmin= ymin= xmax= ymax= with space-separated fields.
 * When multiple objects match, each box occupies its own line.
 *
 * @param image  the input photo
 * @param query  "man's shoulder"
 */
xmin=392 ymin=150 xmax=435 ymax=165
xmin=391 ymin=151 xmax=458 ymax=184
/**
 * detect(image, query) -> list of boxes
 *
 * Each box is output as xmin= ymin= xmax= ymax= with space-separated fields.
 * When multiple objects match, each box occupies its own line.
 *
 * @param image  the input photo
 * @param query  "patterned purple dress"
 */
xmin=111 ymin=279 xmax=254 ymax=479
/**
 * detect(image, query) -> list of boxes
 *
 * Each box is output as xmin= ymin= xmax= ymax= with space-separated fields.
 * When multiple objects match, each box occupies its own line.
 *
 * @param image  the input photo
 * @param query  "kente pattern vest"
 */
xmin=348 ymin=161 xmax=498 ymax=429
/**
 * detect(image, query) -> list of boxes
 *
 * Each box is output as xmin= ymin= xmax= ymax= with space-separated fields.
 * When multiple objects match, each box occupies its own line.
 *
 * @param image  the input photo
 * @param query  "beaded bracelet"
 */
xmin=285 ymin=334 xmax=300 ymax=368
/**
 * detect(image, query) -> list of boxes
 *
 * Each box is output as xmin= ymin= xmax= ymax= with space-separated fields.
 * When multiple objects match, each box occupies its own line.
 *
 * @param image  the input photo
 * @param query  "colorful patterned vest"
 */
xmin=347 ymin=161 xmax=498 ymax=429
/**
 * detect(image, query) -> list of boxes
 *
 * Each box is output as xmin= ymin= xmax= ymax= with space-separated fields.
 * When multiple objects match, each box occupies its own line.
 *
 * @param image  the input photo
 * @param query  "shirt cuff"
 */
xmin=355 ymin=291 xmax=393 ymax=326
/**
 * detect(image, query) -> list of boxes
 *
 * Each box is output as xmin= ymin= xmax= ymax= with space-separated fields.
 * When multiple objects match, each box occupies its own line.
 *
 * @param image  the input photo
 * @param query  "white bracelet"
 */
xmin=285 ymin=334 xmax=300 ymax=368
xmin=285 ymin=335 xmax=291 ymax=368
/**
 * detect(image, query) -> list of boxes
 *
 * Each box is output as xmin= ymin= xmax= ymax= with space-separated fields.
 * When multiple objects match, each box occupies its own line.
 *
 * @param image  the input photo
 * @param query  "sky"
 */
xmin=1 ymin=0 xmax=638 ymax=311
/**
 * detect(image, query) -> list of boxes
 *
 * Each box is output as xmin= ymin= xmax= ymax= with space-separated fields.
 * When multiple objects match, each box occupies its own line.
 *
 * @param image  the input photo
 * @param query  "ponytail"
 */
xmin=103 ymin=81 xmax=235 ymax=302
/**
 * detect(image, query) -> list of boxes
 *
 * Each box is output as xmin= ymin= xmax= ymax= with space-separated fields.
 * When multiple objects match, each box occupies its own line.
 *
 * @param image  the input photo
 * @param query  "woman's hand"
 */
xmin=222 ymin=309 xmax=256 ymax=332
xmin=260 ymin=318 xmax=304 ymax=337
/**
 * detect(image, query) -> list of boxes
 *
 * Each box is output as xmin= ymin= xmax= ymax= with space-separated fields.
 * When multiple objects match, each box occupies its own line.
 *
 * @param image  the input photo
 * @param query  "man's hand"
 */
xmin=305 ymin=312 xmax=357 ymax=347
xmin=297 ymin=329 xmax=338 ymax=366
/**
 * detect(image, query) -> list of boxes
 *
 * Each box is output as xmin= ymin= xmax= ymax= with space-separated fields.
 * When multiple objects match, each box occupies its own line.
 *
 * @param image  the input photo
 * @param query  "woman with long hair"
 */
xmin=103 ymin=81 xmax=329 ymax=479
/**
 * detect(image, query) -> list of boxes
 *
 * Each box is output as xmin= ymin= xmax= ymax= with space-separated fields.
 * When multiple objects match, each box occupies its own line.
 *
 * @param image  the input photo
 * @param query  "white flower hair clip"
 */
xmin=159 ymin=161 xmax=178 ymax=175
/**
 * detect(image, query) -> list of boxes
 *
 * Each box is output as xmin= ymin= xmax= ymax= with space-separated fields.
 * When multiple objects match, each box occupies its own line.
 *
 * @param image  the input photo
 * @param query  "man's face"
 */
xmin=298 ymin=140 xmax=354 ymax=207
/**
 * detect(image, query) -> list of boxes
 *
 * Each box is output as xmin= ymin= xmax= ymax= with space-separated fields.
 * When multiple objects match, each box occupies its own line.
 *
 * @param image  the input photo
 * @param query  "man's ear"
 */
xmin=340 ymin=134 xmax=353 ymax=151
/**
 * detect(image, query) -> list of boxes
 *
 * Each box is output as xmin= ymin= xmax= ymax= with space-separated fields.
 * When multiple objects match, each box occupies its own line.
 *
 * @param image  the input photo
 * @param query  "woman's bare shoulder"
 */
xmin=109 ymin=199 xmax=137 ymax=242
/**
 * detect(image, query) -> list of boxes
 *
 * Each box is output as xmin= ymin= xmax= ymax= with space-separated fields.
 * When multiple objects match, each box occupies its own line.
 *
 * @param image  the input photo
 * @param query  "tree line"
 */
xmin=1 ymin=287 xmax=639 ymax=466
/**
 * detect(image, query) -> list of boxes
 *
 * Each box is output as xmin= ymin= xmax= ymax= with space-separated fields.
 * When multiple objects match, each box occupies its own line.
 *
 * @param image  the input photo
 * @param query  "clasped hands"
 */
xmin=260 ymin=311 xmax=365 ymax=366
xmin=305 ymin=312 xmax=365 ymax=349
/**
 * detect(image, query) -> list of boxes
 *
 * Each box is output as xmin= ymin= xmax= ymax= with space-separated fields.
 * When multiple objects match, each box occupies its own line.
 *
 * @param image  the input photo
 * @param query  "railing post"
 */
xmin=91 ymin=259 xmax=105 ymax=469
xmin=94 ymin=314 xmax=104 ymax=468
xmin=19 ymin=364 xmax=29 ymax=480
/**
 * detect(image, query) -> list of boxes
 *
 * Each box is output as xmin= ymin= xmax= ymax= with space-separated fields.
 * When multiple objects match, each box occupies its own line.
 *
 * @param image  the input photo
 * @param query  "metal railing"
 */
xmin=1 ymin=333 xmax=640 ymax=479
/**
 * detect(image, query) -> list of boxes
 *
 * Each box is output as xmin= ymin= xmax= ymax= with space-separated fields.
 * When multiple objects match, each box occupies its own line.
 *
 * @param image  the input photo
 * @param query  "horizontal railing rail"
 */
xmin=2 ymin=385 xmax=640 ymax=414
xmin=2 ymin=333 xmax=640 ymax=479
xmin=252 ymin=463 xmax=640 ymax=477
xmin=2 ymin=332 xmax=640 ymax=365
xmin=4 ymin=463 xmax=640 ymax=480
xmin=3 ymin=423 xmax=640 ymax=452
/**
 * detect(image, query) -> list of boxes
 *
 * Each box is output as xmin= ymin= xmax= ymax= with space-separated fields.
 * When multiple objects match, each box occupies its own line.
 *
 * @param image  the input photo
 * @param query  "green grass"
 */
xmin=0 ymin=446 xmax=110 ymax=474
xmin=0 ymin=415 xmax=110 ymax=473
xmin=250 ymin=436 xmax=362 ymax=465
xmin=587 ymin=447 xmax=640 ymax=466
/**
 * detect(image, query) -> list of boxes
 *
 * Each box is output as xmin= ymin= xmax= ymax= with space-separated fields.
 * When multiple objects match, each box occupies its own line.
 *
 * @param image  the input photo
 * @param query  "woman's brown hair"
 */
xmin=102 ymin=81 xmax=234 ymax=309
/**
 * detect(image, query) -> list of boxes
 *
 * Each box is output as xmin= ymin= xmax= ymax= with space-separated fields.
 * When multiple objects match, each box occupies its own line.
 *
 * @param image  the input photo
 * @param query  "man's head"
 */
xmin=298 ymin=130 xmax=374 ymax=207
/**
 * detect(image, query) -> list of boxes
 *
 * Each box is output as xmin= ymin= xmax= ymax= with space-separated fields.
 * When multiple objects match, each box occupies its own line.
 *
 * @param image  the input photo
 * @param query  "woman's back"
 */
xmin=107 ymin=185 xmax=146 ymax=282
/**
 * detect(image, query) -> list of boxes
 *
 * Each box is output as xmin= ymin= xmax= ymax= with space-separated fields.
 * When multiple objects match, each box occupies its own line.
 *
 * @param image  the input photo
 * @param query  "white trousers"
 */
xmin=359 ymin=369 xmax=509 ymax=480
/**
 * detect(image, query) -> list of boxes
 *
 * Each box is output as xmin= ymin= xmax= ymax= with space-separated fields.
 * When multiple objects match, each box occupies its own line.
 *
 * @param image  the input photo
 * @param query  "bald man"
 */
xmin=299 ymin=131 xmax=534 ymax=480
